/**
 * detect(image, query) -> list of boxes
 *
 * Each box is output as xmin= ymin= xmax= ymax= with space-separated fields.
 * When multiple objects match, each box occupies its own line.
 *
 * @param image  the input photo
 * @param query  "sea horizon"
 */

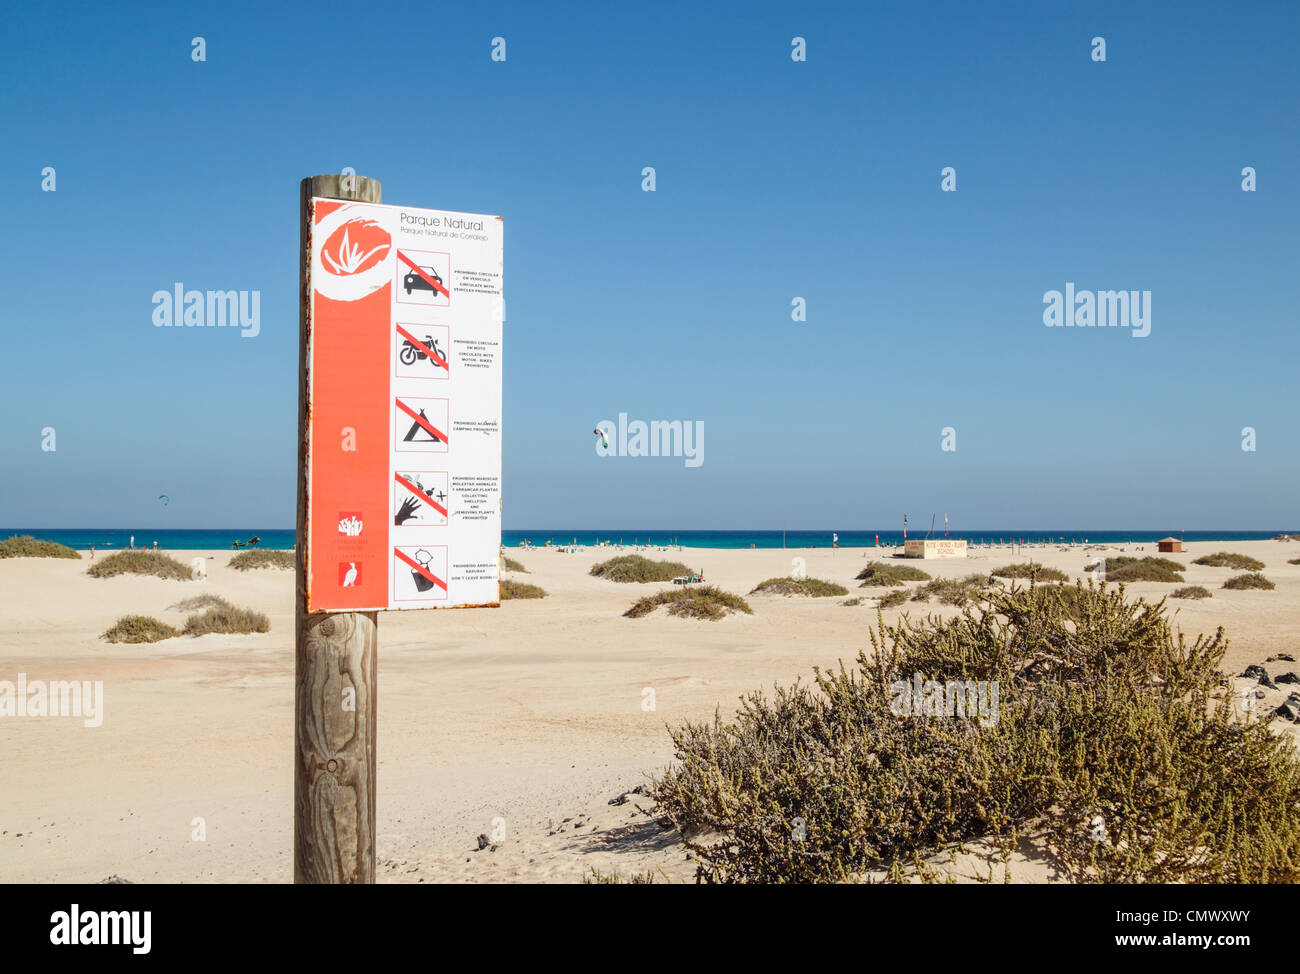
xmin=5 ymin=527 xmax=1296 ymax=551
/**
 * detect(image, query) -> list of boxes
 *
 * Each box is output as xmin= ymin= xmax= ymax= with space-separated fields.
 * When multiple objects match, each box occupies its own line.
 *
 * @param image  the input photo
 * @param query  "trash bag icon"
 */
xmin=411 ymin=548 xmax=435 ymax=592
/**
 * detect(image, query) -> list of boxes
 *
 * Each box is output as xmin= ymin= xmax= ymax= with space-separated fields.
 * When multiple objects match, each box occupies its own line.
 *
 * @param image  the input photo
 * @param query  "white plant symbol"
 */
xmin=323 ymin=225 xmax=388 ymax=275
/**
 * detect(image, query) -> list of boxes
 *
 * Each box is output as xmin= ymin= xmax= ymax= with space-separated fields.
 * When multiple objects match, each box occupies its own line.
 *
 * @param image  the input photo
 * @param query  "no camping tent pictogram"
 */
xmin=396 ymin=397 xmax=448 ymax=451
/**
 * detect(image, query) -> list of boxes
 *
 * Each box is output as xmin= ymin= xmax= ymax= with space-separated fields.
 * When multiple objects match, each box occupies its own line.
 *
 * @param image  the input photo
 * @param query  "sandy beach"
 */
xmin=3 ymin=538 xmax=1299 ymax=883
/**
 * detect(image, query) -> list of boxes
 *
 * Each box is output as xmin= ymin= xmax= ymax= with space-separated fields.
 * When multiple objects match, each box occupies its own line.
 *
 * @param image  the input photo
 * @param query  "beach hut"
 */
xmin=1156 ymin=536 xmax=1183 ymax=553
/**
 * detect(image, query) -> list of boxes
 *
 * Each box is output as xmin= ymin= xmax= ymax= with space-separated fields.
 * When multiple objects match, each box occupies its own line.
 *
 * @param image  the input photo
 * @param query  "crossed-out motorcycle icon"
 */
xmin=399 ymin=334 xmax=446 ymax=367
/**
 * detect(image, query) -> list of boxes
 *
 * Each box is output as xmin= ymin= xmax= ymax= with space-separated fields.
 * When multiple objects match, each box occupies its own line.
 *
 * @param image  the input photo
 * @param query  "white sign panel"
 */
xmin=307 ymin=198 xmax=502 ymax=611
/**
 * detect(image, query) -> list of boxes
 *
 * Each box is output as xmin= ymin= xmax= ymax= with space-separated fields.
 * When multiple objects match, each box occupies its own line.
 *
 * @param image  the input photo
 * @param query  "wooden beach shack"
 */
xmin=1156 ymin=536 xmax=1184 ymax=553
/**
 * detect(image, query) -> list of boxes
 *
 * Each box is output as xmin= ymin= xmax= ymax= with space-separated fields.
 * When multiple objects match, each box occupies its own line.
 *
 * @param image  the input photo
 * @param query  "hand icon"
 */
xmin=394 ymin=497 xmax=421 ymax=525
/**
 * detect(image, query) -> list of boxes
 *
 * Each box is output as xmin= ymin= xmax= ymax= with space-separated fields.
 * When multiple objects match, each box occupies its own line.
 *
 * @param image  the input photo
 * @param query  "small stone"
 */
xmin=476 ymin=833 xmax=490 ymax=850
xmin=608 ymin=794 xmax=628 ymax=806
xmin=1243 ymin=664 xmax=1277 ymax=689
xmin=1277 ymin=672 xmax=1300 ymax=685
xmin=1267 ymin=653 xmax=1296 ymax=663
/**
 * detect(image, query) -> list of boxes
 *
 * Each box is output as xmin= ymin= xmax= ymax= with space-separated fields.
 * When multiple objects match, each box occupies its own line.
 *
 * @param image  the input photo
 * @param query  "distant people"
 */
xmin=153 ymin=541 xmax=158 ymax=551
xmin=129 ymin=535 xmax=134 ymax=550
xmin=832 ymin=532 xmax=839 ymax=549
xmin=90 ymin=545 xmax=95 ymax=560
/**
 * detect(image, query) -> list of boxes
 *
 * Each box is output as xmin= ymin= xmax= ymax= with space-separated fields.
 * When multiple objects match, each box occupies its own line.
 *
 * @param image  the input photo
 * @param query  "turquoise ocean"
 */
xmin=2 ymin=528 xmax=1294 ymax=551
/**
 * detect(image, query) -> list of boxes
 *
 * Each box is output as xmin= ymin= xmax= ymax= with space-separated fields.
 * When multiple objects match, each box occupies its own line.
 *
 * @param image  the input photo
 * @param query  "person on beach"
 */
xmin=90 ymin=545 xmax=95 ymax=560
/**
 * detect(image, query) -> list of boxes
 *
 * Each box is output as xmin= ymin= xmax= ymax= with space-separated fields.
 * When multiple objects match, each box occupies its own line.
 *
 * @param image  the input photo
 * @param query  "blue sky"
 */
xmin=1 ymin=0 xmax=1296 ymax=529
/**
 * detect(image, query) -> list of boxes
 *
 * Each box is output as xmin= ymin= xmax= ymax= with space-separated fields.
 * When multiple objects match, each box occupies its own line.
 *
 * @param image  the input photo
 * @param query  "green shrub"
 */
xmin=651 ymin=585 xmax=1300 ymax=883
xmin=856 ymin=562 xmax=931 ymax=586
xmin=0 ymin=535 xmax=79 ymax=559
xmin=1171 ymin=586 xmax=1212 ymax=600
xmin=167 ymin=594 xmax=231 ymax=612
xmin=909 ymin=577 xmax=988 ymax=606
xmin=102 ymin=616 xmax=180 ymax=643
xmin=1223 ymin=573 xmax=1275 ymax=591
xmin=182 ymin=602 xmax=270 ymax=636
xmin=582 ymin=867 xmax=656 ymax=884
xmin=876 ymin=589 xmax=910 ymax=609
xmin=501 ymin=579 xmax=547 ymax=599
xmin=625 ymin=586 xmax=752 ymax=621
xmin=750 ymin=577 xmax=849 ymax=597
xmin=990 ymin=562 xmax=1069 ymax=582
xmin=1193 ymin=552 xmax=1265 ymax=571
xmin=228 ymin=549 xmax=295 ymax=571
xmin=590 ymin=555 xmax=693 ymax=583
xmin=1102 ymin=557 xmax=1184 ymax=583
xmin=87 ymin=550 xmax=192 ymax=580
xmin=503 ymin=556 xmax=528 ymax=573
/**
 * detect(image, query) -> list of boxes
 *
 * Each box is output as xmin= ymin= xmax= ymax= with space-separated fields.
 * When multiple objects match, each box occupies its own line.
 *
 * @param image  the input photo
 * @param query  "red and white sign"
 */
xmin=306 ymin=199 xmax=503 ymax=611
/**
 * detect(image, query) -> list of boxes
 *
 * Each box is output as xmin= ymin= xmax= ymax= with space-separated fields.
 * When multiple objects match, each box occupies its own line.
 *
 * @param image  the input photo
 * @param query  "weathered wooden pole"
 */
xmin=295 ymin=173 xmax=382 ymax=883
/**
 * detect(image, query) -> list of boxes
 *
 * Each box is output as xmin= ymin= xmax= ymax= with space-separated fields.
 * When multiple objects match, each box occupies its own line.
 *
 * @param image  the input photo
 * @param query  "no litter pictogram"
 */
xmin=394 ymin=546 xmax=448 ymax=595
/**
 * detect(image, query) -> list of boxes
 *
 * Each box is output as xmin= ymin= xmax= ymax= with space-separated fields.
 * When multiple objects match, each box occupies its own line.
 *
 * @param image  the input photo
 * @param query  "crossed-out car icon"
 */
xmin=403 ymin=265 xmax=445 ymax=296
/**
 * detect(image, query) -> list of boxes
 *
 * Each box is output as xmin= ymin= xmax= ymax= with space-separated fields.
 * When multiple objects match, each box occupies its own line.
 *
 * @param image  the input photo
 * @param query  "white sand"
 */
xmin=2 ymin=539 xmax=1298 ymax=883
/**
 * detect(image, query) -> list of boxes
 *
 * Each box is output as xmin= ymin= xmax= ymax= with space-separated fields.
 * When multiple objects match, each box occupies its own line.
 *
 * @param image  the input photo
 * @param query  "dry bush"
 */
xmin=991 ymin=562 xmax=1068 ymax=582
xmin=651 ymin=583 xmax=1300 ymax=883
xmin=182 ymin=602 xmax=270 ymax=636
xmin=1223 ymin=573 xmax=1275 ymax=591
xmin=877 ymin=589 xmax=910 ymax=609
xmin=625 ymin=586 xmax=752 ymax=621
xmin=1101 ymin=557 xmax=1184 ymax=583
xmin=501 ymin=579 xmax=547 ymax=599
xmin=1193 ymin=552 xmax=1265 ymax=571
xmin=0 ymin=535 xmax=78 ymax=559
xmin=750 ymin=577 xmax=849 ymax=597
xmin=88 ymin=550 xmax=192 ymax=580
xmin=167 ymin=594 xmax=230 ymax=612
xmin=590 ymin=555 xmax=693 ymax=583
xmin=503 ymin=556 xmax=528 ymax=573
xmin=856 ymin=562 xmax=931 ymax=586
xmin=1171 ymin=586 xmax=1212 ymax=600
xmin=228 ymin=549 xmax=294 ymax=571
xmin=102 ymin=616 xmax=180 ymax=643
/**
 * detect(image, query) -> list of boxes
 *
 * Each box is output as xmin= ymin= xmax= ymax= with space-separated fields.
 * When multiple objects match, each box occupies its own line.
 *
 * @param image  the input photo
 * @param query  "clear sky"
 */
xmin=1 ymin=0 xmax=1296 ymax=530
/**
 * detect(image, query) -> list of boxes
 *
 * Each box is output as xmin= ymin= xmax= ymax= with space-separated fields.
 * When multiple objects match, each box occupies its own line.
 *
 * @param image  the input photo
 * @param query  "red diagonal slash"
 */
xmin=397 ymin=251 xmax=450 ymax=298
xmin=396 ymin=399 xmax=448 ymax=444
xmin=394 ymin=473 xmax=448 ymax=518
xmin=396 ymin=324 xmax=448 ymax=372
xmin=394 ymin=548 xmax=447 ymax=591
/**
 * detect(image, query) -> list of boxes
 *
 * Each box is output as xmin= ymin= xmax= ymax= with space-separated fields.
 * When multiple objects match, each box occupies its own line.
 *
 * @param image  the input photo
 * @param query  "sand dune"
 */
xmin=2 ymin=539 xmax=1298 ymax=882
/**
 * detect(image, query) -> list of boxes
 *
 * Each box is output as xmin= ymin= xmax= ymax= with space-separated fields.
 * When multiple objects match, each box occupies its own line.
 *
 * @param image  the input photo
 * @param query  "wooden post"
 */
xmin=295 ymin=173 xmax=383 ymax=884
